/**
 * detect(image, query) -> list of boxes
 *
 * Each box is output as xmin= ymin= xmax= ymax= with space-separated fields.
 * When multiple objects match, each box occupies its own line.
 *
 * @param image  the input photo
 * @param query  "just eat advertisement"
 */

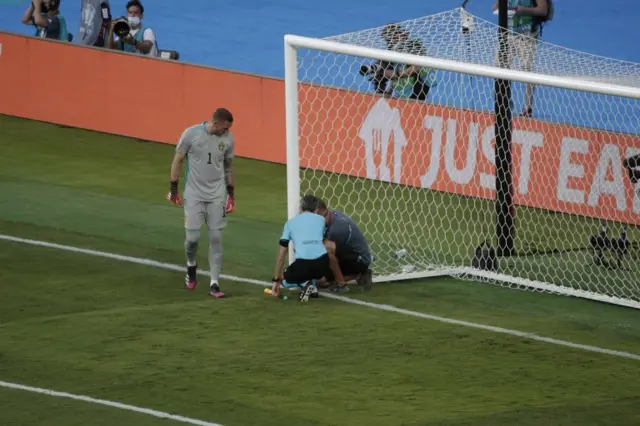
xmin=301 ymin=91 xmax=640 ymax=225
xmin=2 ymin=32 xmax=639 ymax=224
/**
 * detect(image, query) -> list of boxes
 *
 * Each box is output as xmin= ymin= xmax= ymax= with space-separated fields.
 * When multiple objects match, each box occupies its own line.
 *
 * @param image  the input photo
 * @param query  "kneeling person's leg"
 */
xmin=284 ymin=255 xmax=331 ymax=300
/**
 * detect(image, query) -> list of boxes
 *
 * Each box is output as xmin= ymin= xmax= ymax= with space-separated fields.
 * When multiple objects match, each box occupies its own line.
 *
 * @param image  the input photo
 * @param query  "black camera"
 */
xmin=359 ymin=61 xmax=393 ymax=94
xmin=112 ymin=17 xmax=131 ymax=38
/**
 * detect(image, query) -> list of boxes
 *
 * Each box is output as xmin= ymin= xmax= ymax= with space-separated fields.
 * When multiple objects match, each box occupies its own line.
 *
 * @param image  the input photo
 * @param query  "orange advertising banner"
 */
xmin=0 ymin=33 xmax=286 ymax=164
xmin=1 ymin=32 xmax=639 ymax=224
xmin=300 ymin=90 xmax=640 ymax=225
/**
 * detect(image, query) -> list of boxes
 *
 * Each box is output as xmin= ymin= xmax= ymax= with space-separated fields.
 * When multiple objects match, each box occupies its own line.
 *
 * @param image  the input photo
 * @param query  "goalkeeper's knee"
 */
xmin=185 ymin=230 xmax=200 ymax=249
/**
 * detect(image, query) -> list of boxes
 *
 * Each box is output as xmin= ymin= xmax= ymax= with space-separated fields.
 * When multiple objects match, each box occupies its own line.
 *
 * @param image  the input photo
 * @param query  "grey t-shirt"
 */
xmin=176 ymin=123 xmax=234 ymax=203
xmin=325 ymin=210 xmax=372 ymax=264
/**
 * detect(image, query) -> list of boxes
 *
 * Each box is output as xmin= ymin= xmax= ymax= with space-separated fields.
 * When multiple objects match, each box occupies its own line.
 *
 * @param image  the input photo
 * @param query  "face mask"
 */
xmin=127 ymin=16 xmax=141 ymax=27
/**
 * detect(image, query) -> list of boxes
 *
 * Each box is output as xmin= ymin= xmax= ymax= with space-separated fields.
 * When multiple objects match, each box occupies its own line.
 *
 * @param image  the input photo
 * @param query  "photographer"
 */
xmin=21 ymin=0 xmax=69 ymax=42
xmin=107 ymin=0 xmax=157 ymax=57
xmin=360 ymin=24 xmax=432 ymax=101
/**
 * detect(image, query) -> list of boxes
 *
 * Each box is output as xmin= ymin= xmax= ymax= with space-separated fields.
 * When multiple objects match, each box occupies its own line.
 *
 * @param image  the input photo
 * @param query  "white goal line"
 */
xmin=1 ymin=234 xmax=639 ymax=361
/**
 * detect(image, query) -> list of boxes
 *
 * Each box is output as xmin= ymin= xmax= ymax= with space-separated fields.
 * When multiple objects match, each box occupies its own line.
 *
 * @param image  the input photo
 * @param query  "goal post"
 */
xmin=283 ymin=11 xmax=640 ymax=309
xmin=284 ymin=40 xmax=301 ymax=263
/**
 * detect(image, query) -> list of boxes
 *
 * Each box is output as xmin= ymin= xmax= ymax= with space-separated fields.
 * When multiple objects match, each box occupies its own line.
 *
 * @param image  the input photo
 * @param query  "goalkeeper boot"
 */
xmin=357 ymin=269 xmax=373 ymax=292
xmin=185 ymin=264 xmax=198 ymax=291
xmin=209 ymin=282 xmax=225 ymax=299
xmin=299 ymin=281 xmax=315 ymax=302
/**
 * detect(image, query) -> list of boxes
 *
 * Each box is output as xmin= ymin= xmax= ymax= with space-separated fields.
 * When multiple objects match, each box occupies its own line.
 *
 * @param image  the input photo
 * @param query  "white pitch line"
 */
xmin=1 ymin=234 xmax=640 ymax=362
xmin=0 ymin=380 xmax=224 ymax=426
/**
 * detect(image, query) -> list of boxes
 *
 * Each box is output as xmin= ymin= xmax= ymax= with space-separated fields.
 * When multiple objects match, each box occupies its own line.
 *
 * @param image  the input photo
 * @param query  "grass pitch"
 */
xmin=1 ymin=114 xmax=640 ymax=426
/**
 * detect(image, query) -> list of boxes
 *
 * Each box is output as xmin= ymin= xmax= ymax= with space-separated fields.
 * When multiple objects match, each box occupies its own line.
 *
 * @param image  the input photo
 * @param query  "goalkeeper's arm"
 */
xmin=168 ymin=151 xmax=185 ymax=204
xmin=170 ymin=151 xmax=185 ymax=182
xmin=224 ymin=157 xmax=235 ymax=213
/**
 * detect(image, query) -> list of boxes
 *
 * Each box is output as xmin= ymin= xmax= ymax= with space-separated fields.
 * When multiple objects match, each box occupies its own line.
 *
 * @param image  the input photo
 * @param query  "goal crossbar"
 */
xmin=284 ymin=34 xmax=640 ymax=100
xmin=283 ymin=33 xmax=640 ymax=310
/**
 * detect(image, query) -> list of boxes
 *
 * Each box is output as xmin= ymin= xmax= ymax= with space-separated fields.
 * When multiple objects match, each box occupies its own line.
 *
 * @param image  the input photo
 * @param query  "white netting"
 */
xmin=290 ymin=8 xmax=640 ymax=309
xmin=324 ymin=8 xmax=640 ymax=90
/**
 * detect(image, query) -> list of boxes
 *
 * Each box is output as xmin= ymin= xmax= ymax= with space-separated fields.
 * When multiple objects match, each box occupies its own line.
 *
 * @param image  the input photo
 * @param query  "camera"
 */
xmin=112 ymin=17 xmax=131 ymax=38
xmin=359 ymin=61 xmax=393 ymax=94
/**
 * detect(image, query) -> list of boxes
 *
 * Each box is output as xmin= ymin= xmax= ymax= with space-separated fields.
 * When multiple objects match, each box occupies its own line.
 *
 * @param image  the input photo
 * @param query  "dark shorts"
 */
xmin=327 ymin=254 xmax=370 ymax=280
xmin=284 ymin=254 xmax=331 ymax=285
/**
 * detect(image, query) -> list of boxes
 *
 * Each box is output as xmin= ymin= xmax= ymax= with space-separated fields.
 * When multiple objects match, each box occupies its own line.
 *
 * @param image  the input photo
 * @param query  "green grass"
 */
xmin=302 ymin=169 xmax=640 ymax=302
xmin=1 ymin=114 xmax=640 ymax=425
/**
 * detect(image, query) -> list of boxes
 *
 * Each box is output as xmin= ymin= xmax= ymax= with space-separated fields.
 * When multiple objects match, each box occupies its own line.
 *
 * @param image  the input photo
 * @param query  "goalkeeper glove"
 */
xmin=225 ymin=185 xmax=235 ymax=213
xmin=167 ymin=180 xmax=182 ymax=205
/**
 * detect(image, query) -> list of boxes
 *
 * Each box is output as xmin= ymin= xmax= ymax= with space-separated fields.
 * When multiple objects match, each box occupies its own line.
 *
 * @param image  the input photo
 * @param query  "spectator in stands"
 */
xmin=107 ymin=0 xmax=158 ymax=57
xmin=22 ymin=0 xmax=69 ymax=42
xmin=359 ymin=23 xmax=433 ymax=101
xmin=493 ymin=0 xmax=549 ymax=118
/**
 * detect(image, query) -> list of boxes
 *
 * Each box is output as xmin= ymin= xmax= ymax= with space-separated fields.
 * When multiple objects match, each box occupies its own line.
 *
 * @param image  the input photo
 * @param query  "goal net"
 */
xmin=284 ymin=8 xmax=640 ymax=309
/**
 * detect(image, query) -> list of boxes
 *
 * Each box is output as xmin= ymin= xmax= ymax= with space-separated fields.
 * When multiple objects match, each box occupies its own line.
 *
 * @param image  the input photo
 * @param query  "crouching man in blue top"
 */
xmin=271 ymin=194 xmax=347 ymax=302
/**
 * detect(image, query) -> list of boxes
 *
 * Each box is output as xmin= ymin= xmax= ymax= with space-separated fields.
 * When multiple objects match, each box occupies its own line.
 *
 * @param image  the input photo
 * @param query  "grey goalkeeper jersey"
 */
xmin=176 ymin=123 xmax=235 ymax=203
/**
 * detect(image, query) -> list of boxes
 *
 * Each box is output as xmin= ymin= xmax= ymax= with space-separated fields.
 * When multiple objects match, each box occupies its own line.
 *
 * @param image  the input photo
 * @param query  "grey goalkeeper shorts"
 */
xmin=183 ymin=198 xmax=227 ymax=231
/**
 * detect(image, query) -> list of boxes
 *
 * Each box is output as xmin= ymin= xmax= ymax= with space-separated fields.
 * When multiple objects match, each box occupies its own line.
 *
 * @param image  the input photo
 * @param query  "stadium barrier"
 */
xmin=1 ymin=32 xmax=639 ymax=225
xmin=0 ymin=32 xmax=287 ymax=163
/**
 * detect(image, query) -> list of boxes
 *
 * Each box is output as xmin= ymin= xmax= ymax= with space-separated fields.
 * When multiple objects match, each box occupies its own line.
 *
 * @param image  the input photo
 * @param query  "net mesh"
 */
xmin=325 ymin=8 xmax=640 ymax=90
xmin=292 ymin=8 xmax=640 ymax=308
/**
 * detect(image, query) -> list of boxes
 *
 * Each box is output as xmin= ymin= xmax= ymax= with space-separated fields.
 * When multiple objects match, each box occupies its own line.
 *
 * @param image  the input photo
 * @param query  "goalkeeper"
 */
xmin=167 ymin=108 xmax=236 ymax=299
xmin=272 ymin=195 xmax=346 ymax=302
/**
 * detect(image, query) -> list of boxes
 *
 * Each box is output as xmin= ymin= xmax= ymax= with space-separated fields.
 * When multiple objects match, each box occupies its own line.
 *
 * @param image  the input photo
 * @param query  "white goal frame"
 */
xmin=283 ymin=34 xmax=640 ymax=310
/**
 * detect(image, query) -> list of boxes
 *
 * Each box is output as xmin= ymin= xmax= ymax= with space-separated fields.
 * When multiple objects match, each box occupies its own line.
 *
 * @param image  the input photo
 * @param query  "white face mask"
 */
xmin=127 ymin=16 xmax=141 ymax=27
